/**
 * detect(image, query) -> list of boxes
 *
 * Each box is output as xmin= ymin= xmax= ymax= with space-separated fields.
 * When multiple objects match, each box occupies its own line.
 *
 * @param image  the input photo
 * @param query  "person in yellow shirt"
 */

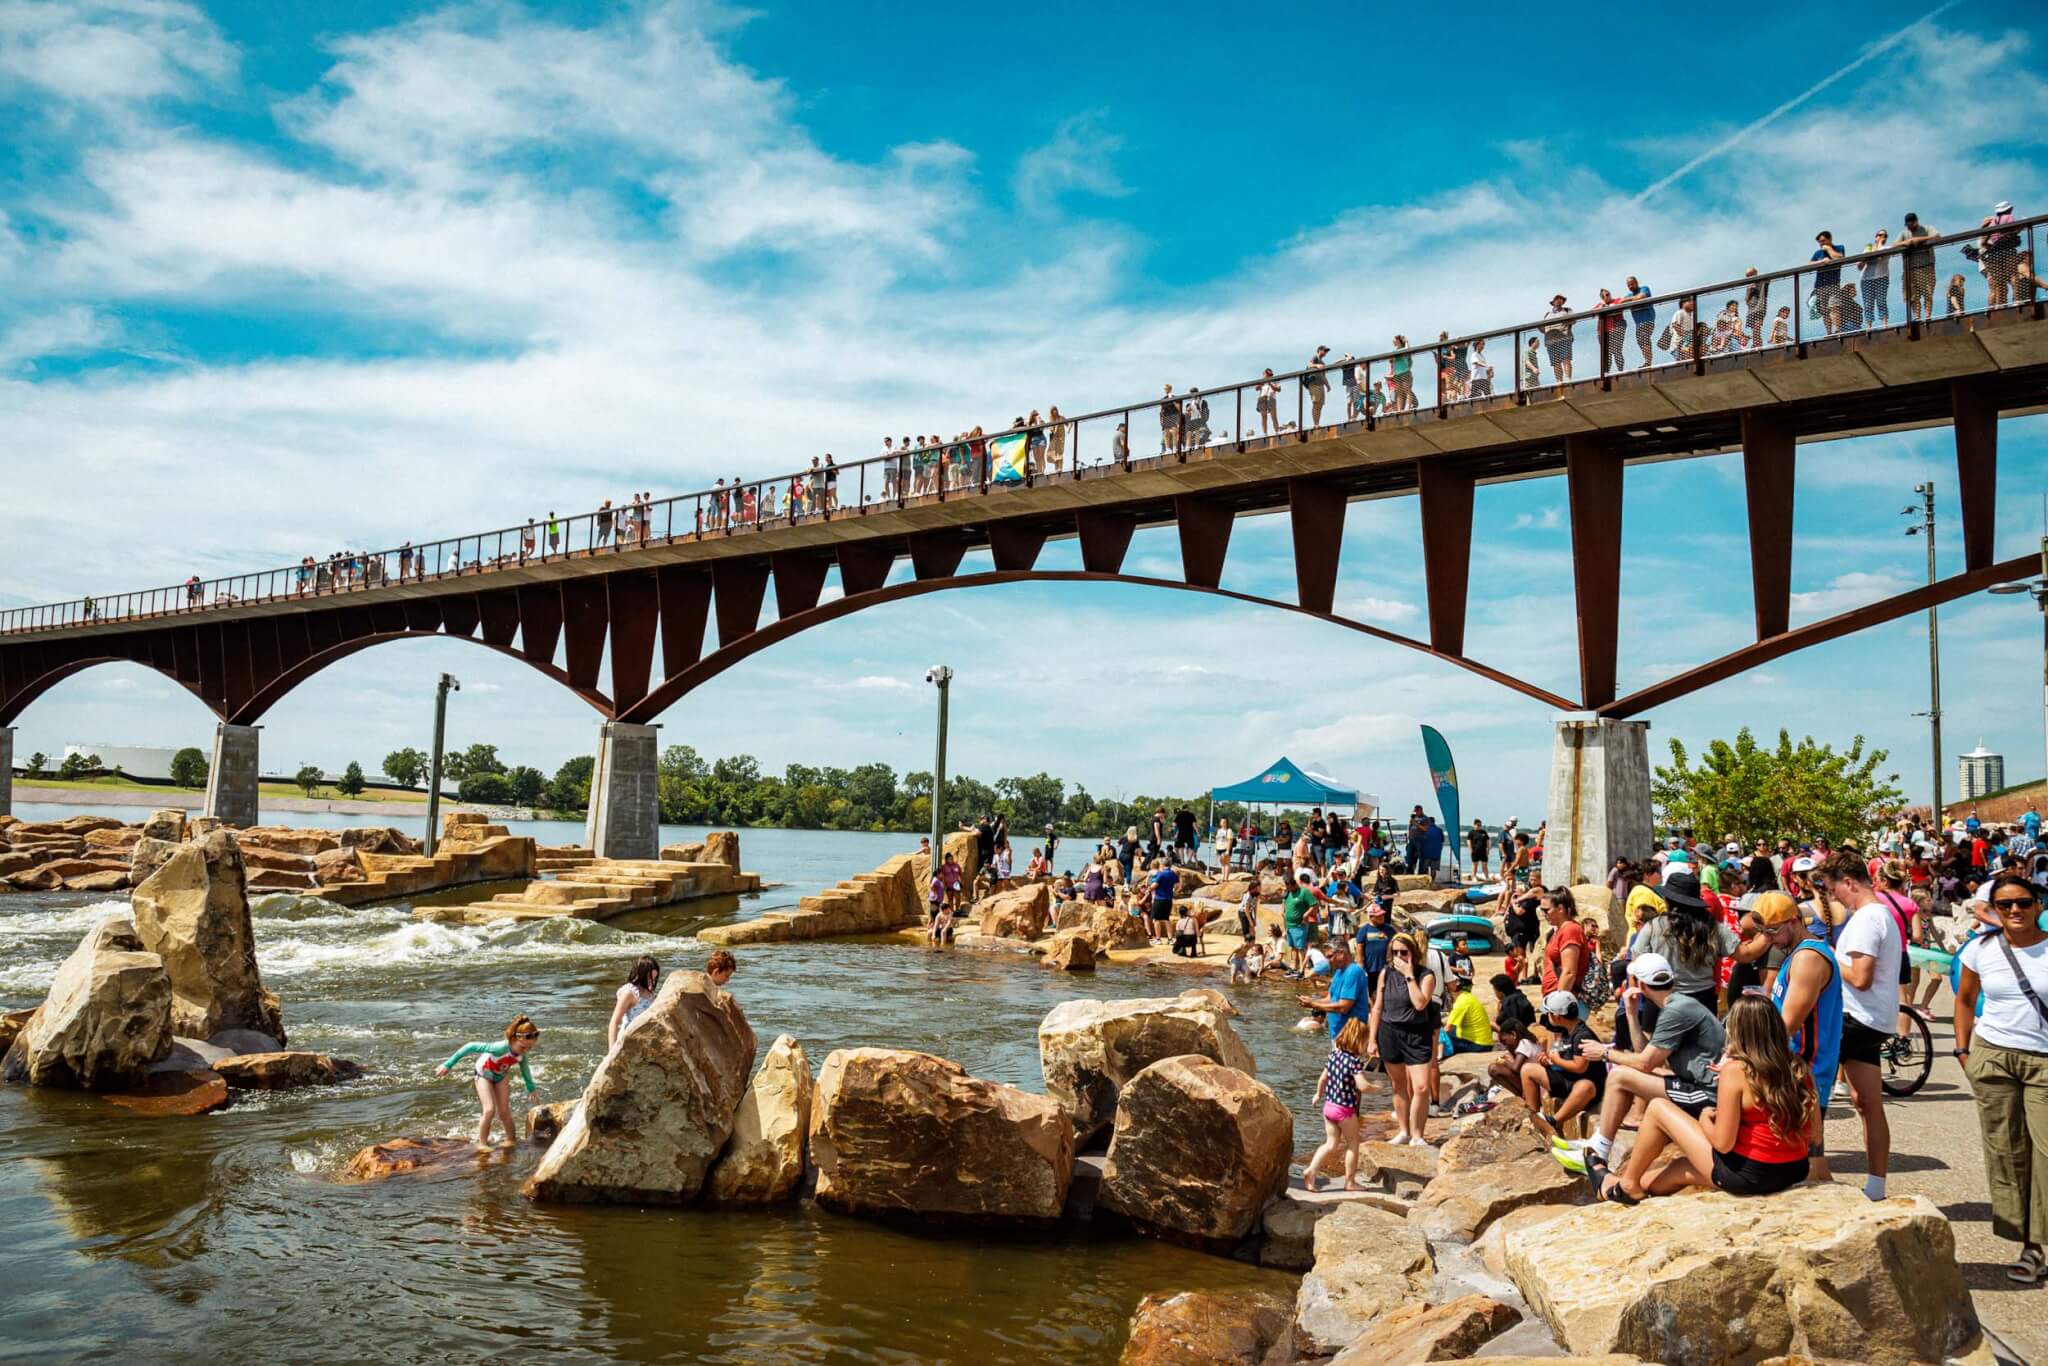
xmin=1439 ymin=972 xmax=1495 ymax=1056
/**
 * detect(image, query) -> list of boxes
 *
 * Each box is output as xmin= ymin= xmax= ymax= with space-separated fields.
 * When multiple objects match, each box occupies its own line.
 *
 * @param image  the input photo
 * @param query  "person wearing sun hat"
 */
xmin=1629 ymin=870 xmax=1751 ymax=1015
xmin=1541 ymin=293 xmax=1575 ymax=383
xmin=1740 ymin=887 xmax=1842 ymax=1179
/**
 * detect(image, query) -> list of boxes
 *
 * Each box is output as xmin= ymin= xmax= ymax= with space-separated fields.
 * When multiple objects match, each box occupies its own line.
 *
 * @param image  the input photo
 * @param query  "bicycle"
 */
xmin=1880 ymin=1008 xmax=1935 ymax=1097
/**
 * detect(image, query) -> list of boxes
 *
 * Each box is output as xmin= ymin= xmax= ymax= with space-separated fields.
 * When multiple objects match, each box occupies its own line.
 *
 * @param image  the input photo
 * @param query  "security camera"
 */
xmin=925 ymin=665 xmax=953 ymax=685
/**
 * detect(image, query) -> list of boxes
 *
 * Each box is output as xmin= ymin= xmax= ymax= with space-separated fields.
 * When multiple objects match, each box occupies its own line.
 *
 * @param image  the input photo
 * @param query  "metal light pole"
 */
xmin=925 ymin=666 xmax=952 ymax=867
xmin=1989 ymin=533 xmax=2048 ymax=792
xmin=1903 ymin=484 xmax=1943 ymax=825
xmin=424 ymin=672 xmax=460 ymax=854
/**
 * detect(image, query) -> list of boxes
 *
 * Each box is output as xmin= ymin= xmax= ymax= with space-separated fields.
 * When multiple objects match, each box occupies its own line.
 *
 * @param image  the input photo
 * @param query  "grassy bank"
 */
xmin=13 ymin=774 xmax=429 ymax=805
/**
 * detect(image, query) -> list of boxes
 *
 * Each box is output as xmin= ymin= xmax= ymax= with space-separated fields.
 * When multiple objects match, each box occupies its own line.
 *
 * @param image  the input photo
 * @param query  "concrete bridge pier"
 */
xmin=1540 ymin=716 xmax=1653 ymax=889
xmin=585 ymin=721 xmax=661 ymax=860
xmin=203 ymin=723 xmax=261 ymax=829
xmin=0 ymin=727 xmax=13 ymax=819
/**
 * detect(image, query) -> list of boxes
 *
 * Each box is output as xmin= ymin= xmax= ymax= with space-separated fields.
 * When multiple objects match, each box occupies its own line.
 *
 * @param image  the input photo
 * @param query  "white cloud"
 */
xmin=0 ymin=0 xmax=233 ymax=104
xmin=1335 ymin=595 xmax=1421 ymax=625
xmin=1510 ymin=506 xmax=1562 ymax=532
xmin=1013 ymin=113 xmax=1130 ymax=214
xmin=1789 ymin=570 xmax=1915 ymax=617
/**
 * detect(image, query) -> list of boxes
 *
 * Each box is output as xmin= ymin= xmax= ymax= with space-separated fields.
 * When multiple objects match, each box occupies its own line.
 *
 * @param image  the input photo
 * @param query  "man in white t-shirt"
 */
xmin=1818 ymin=851 xmax=1903 ymax=1201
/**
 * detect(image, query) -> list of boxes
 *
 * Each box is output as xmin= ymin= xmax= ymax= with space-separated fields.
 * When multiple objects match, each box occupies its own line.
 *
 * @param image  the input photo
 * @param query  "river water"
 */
xmin=0 ymin=811 xmax=1318 ymax=1363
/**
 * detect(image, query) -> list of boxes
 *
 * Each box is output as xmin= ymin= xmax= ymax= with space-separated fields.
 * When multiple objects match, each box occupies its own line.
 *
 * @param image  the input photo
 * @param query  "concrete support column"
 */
xmin=0 ymin=727 xmax=13 ymax=819
xmin=204 ymin=723 xmax=260 ymax=829
xmin=1540 ymin=715 xmax=1652 ymax=889
xmin=585 ymin=721 xmax=660 ymax=860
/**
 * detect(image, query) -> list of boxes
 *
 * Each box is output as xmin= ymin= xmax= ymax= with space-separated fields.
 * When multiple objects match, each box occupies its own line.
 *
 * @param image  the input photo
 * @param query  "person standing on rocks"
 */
xmin=1298 ymin=939 xmax=1367 ymax=1040
xmin=1468 ymin=820 xmax=1490 ymax=880
xmin=1282 ymin=871 xmax=1337 ymax=978
xmin=1367 ymin=932 xmax=1439 ymax=1146
xmin=437 ymin=1016 xmax=541 ymax=1149
xmin=1539 ymin=887 xmax=1590 ymax=1011
xmin=606 ymin=957 xmax=660 ymax=1051
xmin=1303 ymin=1018 xmax=1370 ymax=1192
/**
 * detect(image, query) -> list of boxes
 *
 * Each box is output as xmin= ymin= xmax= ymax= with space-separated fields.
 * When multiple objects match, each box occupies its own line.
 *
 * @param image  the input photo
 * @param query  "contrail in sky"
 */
xmin=1632 ymin=0 xmax=1964 ymax=205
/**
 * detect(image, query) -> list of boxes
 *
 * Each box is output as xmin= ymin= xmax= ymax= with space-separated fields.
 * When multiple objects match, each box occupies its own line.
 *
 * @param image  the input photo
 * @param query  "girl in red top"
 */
xmin=1595 ymin=995 xmax=1819 ymax=1203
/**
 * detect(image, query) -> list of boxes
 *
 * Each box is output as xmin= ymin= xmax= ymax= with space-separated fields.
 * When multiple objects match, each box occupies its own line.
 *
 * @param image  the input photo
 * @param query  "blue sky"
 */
xmin=4 ymin=0 xmax=2048 ymax=824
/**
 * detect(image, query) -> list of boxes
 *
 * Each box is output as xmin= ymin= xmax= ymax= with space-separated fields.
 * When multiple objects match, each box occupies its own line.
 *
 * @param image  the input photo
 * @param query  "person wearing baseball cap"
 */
xmin=1570 ymin=951 xmax=1727 ymax=1173
xmin=1520 ymin=989 xmax=1604 ymax=1141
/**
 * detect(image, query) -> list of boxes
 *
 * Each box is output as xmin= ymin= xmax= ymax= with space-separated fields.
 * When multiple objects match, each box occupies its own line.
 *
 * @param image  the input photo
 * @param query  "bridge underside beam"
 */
xmin=1416 ymin=460 xmax=1474 ymax=656
xmin=1602 ymin=548 xmax=2037 ymax=717
xmin=987 ymin=522 xmax=1047 ymax=573
xmin=657 ymin=566 xmax=711 ymax=674
xmin=1288 ymin=477 xmax=1346 ymax=615
xmin=711 ymin=558 xmax=769 ymax=647
xmin=1741 ymin=411 xmax=1795 ymax=641
xmin=1075 ymin=511 xmax=1136 ymax=576
xmin=1954 ymin=379 xmax=1998 ymax=571
xmin=607 ymin=571 xmax=660 ymax=713
xmin=1565 ymin=434 xmax=1623 ymax=709
xmin=1175 ymin=495 xmax=1234 ymax=590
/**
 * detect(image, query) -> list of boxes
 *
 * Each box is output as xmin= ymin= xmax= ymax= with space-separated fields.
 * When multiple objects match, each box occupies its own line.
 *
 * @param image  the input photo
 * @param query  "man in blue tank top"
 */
xmin=1745 ymin=890 xmax=1842 ymax=1179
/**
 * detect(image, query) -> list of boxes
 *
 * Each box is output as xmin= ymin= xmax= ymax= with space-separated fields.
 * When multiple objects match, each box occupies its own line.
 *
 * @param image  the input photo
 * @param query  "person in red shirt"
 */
xmin=1540 ymin=887 xmax=1589 ymax=1008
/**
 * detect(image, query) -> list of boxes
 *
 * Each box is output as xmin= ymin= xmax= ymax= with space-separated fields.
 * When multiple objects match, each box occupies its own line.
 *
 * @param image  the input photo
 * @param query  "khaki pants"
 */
xmin=1967 ymin=1042 xmax=2048 ymax=1245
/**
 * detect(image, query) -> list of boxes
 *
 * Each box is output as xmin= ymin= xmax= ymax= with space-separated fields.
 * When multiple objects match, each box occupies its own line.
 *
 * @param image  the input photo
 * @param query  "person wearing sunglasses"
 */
xmin=1365 ymin=931 xmax=1439 ymax=1146
xmin=1956 ymin=871 xmax=2048 ymax=1286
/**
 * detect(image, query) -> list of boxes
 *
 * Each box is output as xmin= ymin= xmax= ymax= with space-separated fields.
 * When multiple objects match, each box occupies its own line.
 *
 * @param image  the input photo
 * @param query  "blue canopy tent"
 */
xmin=1209 ymin=757 xmax=1379 ymax=867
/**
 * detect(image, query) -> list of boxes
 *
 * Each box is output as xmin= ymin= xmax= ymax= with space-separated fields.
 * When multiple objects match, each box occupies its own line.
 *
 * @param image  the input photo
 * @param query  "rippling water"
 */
xmin=0 ymin=822 xmax=1319 ymax=1362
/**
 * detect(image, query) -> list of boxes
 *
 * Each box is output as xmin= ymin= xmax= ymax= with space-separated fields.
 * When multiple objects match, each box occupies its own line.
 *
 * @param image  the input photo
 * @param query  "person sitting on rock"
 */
xmin=1171 ymin=909 xmax=1200 ymax=957
xmin=1590 ymin=996 xmax=1818 ymax=1204
xmin=1568 ymin=951 xmax=1723 ymax=1174
xmin=436 ymin=1015 xmax=541 ymax=1149
xmin=1487 ymin=1015 xmax=1545 ymax=1105
xmin=1515 ymin=991 xmax=1604 ymax=1142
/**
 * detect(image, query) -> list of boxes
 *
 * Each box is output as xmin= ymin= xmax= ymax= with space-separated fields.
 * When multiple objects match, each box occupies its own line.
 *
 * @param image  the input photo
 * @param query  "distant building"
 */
xmin=1959 ymin=743 xmax=2006 ymax=801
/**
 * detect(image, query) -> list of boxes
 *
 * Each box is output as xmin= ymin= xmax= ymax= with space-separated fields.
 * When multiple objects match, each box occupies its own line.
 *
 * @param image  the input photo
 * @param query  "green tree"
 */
xmin=548 ymin=755 xmax=594 ymax=812
xmin=1652 ymin=728 xmax=1904 ymax=847
xmin=997 ymin=772 xmax=1065 ymax=832
xmin=168 ymin=747 xmax=209 ymax=788
xmin=382 ymin=747 xmax=427 ymax=789
xmin=57 ymin=751 xmax=99 ymax=781
xmin=294 ymin=764 xmax=323 ymax=796
xmin=336 ymin=761 xmax=366 ymax=796
xmin=25 ymin=752 xmax=48 ymax=778
xmin=506 ymin=764 xmax=545 ymax=806
xmin=443 ymin=743 xmax=504 ymax=783
xmin=459 ymin=771 xmax=512 ymax=804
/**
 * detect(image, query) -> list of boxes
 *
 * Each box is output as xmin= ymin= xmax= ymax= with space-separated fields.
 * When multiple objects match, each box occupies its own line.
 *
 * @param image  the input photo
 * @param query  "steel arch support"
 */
xmin=1565 ymin=434 xmax=1623 ymax=709
xmin=1175 ymin=496 xmax=1234 ymax=589
xmin=711 ymin=558 xmax=770 ymax=646
xmin=1741 ymin=411 xmax=1795 ymax=640
xmin=987 ymin=522 xmax=1048 ymax=573
xmin=1288 ymin=477 xmax=1345 ymax=615
xmin=1953 ymin=379 xmax=1998 ymax=571
xmin=1416 ymin=460 xmax=1474 ymax=656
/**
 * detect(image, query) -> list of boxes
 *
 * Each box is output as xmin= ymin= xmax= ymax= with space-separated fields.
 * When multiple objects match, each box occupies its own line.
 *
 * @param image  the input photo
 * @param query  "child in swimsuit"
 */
xmin=437 ymin=1014 xmax=540 ymax=1148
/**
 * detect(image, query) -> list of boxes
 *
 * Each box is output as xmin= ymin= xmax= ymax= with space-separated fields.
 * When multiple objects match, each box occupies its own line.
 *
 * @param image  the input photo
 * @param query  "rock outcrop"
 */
xmin=1120 ymin=1289 xmax=1292 ymax=1366
xmin=809 ymin=1048 xmax=1073 ymax=1224
xmin=524 ymin=972 xmax=755 ymax=1205
xmin=130 ymin=832 xmax=285 ymax=1043
xmin=1328 ymin=1295 xmax=1523 ymax=1365
xmin=213 ymin=1051 xmax=339 ymax=1090
xmin=1503 ymin=1184 xmax=1986 ymax=1366
xmin=3 ymin=916 xmax=171 ymax=1089
xmin=1084 ymin=905 xmax=1150 ymax=953
xmin=102 ymin=1068 xmax=231 ymax=1116
xmin=140 ymin=809 xmax=188 ymax=842
xmin=345 ymin=1136 xmax=492 ymax=1182
xmin=1098 ymin=1055 xmax=1291 ymax=1247
xmin=1412 ymin=1096 xmax=1585 ymax=1242
xmin=1042 ymin=931 xmax=1096 ymax=972
xmin=706 ymin=1034 xmax=812 ymax=1205
xmin=975 ymin=882 xmax=1052 ymax=940
xmin=527 ymin=1099 xmax=577 ymax=1144
xmin=1570 ymin=882 xmax=1624 ymax=952
xmin=1038 ymin=990 xmax=1256 ymax=1144
xmin=1294 ymin=1201 xmax=1436 ymax=1354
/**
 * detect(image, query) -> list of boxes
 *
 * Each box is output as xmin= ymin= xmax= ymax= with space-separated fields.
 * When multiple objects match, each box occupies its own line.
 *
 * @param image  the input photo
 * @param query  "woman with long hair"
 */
xmin=1595 ymin=995 xmax=1818 ymax=1203
xmin=1367 ymin=931 xmax=1438 ymax=1146
xmin=606 ymin=956 xmax=660 ymax=1050
xmin=1630 ymin=871 xmax=1738 ymax=1015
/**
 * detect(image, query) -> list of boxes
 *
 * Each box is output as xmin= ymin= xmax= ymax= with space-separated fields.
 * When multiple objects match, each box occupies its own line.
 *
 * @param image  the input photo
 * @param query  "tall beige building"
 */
xmin=1959 ymin=743 xmax=2006 ymax=801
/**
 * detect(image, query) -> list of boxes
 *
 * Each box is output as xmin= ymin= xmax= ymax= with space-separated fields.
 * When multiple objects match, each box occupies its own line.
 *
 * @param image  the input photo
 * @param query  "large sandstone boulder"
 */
xmin=241 ymin=826 xmax=340 ymax=855
xmin=1294 ymin=1201 xmax=1436 ymax=1354
xmin=809 ymin=1048 xmax=1073 ymax=1223
xmin=1043 ymin=931 xmax=1096 ymax=972
xmin=141 ymin=809 xmax=188 ymax=842
xmin=1039 ymin=990 xmax=1256 ymax=1144
xmin=1503 ymin=1184 xmax=1985 ymax=1366
xmin=706 ymin=1034 xmax=812 ymax=1205
xmin=523 ymin=971 xmax=755 ymax=1205
xmin=345 ymin=1136 xmax=491 ymax=1183
xmin=1051 ymin=900 xmax=1094 ymax=932
xmin=1120 ymin=1290 xmax=1292 ymax=1366
xmin=1438 ymin=1096 xmax=1547 ymax=1173
xmin=313 ymin=847 xmax=366 ymax=884
xmin=1410 ymin=1148 xmax=1586 ymax=1244
xmin=975 ymin=882 xmax=1052 ymax=940
xmin=3 ymin=916 xmax=172 ymax=1089
xmin=60 ymin=814 xmax=124 ymax=834
xmin=130 ymin=832 xmax=285 ymax=1044
xmin=128 ymin=835 xmax=183 ymax=886
xmin=702 ymin=830 xmax=740 ymax=870
xmin=213 ymin=1051 xmax=338 ymax=1090
xmin=83 ymin=826 xmax=142 ymax=852
xmin=1099 ymin=1055 xmax=1291 ymax=1247
xmin=340 ymin=826 xmax=417 ymax=855
xmin=1085 ymin=905 xmax=1150 ymax=953
xmin=1329 ymin=1295 xmax=1522 ymax=1365
xmin=102 ymin=1068 xmax=231 ymax=1117
xmin=0 ymin=1008 xmax=34 ymax=1055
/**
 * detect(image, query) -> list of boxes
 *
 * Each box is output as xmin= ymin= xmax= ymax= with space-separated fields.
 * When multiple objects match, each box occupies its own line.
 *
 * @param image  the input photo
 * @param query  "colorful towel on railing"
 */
xmin=989 ymin=431 xmax=1029 ymax=484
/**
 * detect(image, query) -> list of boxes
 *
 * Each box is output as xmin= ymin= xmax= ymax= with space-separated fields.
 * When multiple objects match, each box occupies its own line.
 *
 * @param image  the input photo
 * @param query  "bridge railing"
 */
xmin=5 ymin=213 xmax=2041 ymax=639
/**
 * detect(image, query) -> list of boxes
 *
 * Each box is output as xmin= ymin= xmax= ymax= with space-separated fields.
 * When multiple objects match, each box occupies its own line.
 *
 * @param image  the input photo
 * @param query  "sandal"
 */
xmin=2010 ymin=1247 xmax=2046 ymax=1285
xmin=1598 ymin=1174 xmax=1640 ymax=1206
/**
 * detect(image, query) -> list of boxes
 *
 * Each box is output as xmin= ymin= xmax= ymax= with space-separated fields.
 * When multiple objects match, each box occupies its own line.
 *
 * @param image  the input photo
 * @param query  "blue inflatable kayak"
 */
xmin=1423 ymin=913 xmax=1497 ymax=953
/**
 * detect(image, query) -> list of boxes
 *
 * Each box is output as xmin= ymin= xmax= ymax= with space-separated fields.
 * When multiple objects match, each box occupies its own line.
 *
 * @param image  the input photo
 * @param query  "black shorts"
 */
xmin=1548 ymin=1067 xmax=1600 ymax=1102
xmin=1379 ymin=1021 xmax=1433 ymax=1067
xmin=1840 ymin=1016 xmax=1891 ymax=1066
xmin=1711 ymin=1149 xmax=1808 ymax=1196
xmin=1664 ymin=1075 xmax=1716 ymax=1117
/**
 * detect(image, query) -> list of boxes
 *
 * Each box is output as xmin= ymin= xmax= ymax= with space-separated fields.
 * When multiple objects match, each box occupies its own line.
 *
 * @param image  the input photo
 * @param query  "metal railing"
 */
xmin=5 ymin=212 xmax=2042 ymax=638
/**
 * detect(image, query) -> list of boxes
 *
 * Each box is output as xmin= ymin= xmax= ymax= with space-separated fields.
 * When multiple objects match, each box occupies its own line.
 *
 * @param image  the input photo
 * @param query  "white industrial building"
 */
xmin=61 ymin=743 xmax=184 ymax=780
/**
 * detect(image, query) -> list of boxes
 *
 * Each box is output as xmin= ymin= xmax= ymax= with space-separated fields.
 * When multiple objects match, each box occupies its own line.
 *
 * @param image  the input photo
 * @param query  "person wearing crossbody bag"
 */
xmin=1955 ymin=871 xmax=2048 ymax=1285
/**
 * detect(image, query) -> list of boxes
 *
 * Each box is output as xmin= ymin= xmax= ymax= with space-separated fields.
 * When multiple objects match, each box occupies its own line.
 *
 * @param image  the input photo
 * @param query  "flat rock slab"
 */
xmin=214 ymin=1051 xmax=339 ymax=1090
xmin=102 ymin=1069 xmax=230 ymax=1117
xmin=1329 ymin=1293 xmax=1522 ymax=1365
xmin=344 ymin=1136 xmax=505 ymax=1183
